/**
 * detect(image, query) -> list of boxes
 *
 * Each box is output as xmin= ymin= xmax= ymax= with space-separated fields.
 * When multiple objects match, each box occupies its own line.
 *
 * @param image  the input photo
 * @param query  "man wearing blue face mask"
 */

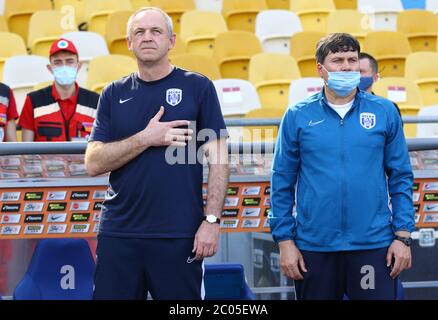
xmin=19 ymin=38 xmax=99 ymax=141
xmin=359 ymin=52 xmax=402 ymax=119
xmin=270 ymin=33 xmax=414 ymax=300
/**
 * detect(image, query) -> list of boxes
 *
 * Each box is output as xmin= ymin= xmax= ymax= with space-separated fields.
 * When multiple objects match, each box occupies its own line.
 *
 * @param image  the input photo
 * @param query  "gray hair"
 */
xmin=126 ymin=7 xmax=174 ymax=40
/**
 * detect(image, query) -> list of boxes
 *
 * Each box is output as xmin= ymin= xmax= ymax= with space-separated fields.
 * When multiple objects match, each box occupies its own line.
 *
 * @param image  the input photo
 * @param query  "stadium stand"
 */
xmin=333 ymin=0 xmax=357 ymax=9
xmin=83 ymin=0 xmax=132 ymax=36
xmin=266 ymin=0 xmax=290 ymax=10
xmin=405 ymin=52 xmax=438 ymax=106
xmin=222 ymin=0 xmax=268 ymax=32
xmin=426 ymin=0 xmax=438 ymax=13
xmin=180 ymin=10 xmax=228 ymax=57
xmin=150 ymin=0 xmax=195 ymax=35
xmin=290 ymin=31 xmax=325 ymax=77
xmin=290 ymin=0 xmax=335 ymax=33
xmin=0 ymin=32 xmax=27 ymax=81
xmin=373 ymin=77 xmax=423 ymax=137
xmin=213 ymin=30 xmax=262 ymax=80
xmin=86 ymin=54 xmax=137 ymax=93
xmin=255 ymin=9 xmax=302 ymax=54
xmin=363 ymin=31 xmax=412 ymax=77
xmin=396 ymin=9 xmax=438 ymax=52
xmin=195 ymin=0 xmax=223 ymax=12
xmin=2 ymin=55 xmax=52 ymax=114
xmin=171 ymin=53 xmax=222 ymax=80
xmin=249 ymin=53 xmax=301 ymax=110
xmin=53 ymin=0 xmax=87 ymax=30
xmin=357 ymin=0 xmax=403 ymax=31
xmin=169 ymin=36 xmax=187 ymax=58
xmin=0 ymin=15 xmax=8 ymax=32
xmin=27 ymin=10 xmax=77 ymax=57
xmin=4 ymin=0 xmax=52 ymax=42
xmin=105 ymin=10 xmax=134 ymax=56
xmin=214 ymin=78 xmax=262 ymax=116
xmin=326 ymin=10 xmax=368 ymax=47
xmin=288 ymin=77 xmax=324 ymax=106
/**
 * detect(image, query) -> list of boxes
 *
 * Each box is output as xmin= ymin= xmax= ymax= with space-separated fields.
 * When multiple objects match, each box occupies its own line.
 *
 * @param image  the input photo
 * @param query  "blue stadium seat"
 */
xmin=401 ymin=0 xmax=426 ymax=9
xmin=13 ymin=238 xmax=95 ymax=300
xmin=204 ymin=263 xmax=256 ymax=300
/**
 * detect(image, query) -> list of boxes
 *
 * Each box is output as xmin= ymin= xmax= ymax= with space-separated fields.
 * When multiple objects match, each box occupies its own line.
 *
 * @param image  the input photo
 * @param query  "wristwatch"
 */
xmin=203 ymin=214 xmax=220 ymax=224
xmin=394 ymin=235 xmax=412 ymax=247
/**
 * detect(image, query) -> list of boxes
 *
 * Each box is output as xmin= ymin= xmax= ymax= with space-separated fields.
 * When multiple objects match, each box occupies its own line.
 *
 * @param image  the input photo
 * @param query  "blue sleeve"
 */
xmin=384 ymin=103 xmax=415 ymax=233
xmin=89 ymin=86 xmax=111 ymax=143
xmin=269 ymin=109 xmax=300 ymax=243
xmin=196 ymin=80 xmax=228 ymax=144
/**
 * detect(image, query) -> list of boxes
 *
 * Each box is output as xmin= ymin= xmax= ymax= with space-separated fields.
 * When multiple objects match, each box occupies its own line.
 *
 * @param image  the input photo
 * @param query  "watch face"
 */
xmin=207 ymin=215 xmax=215 ymax=223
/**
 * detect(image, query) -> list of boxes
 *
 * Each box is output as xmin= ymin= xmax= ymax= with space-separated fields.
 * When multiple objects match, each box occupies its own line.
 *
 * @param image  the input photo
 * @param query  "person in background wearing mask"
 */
xmin=269 ymin=33 xmax=414 ymax=300
xmin=359 ymin=52 xmax=402 ymax=118
xmin=0 ymin=82 xmax=18 ymax=141
xmin=19 ymin=38 xmax=99 ymax=141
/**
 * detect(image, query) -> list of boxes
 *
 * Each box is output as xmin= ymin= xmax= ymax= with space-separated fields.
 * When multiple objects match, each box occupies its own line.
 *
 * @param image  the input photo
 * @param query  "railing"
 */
xmin=2 ymin=138 xmax=438 ymax=156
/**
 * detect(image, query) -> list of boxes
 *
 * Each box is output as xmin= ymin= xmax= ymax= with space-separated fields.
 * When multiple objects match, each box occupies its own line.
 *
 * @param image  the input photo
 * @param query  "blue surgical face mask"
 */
xmin=322 ymin=66 xmax=360 ymax=97
xmin=359 ymin=76 xmax=374 ymax=91
xmin=53 ymin=65 xmax=78 ymax=86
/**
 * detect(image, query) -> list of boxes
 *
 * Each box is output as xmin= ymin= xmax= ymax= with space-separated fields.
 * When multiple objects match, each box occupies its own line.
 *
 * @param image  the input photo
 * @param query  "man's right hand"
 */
xmin=141 ymin=106 xmax=193 ymax=147
xmin=279 ymin=240 xmax=307 ymax=280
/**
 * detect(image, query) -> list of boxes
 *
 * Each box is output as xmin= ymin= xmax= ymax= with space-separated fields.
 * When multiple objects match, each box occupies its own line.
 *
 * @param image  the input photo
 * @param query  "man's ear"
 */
xmin=316 ymin=63 xmax=324 ymax=79
xmin=373 ymin=72 xmax=380 ymax=83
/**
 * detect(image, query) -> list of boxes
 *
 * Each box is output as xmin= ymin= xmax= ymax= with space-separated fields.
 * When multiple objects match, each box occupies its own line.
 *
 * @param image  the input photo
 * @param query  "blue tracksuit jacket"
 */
xmin=269 ymin=89 xmax=415 ymax=252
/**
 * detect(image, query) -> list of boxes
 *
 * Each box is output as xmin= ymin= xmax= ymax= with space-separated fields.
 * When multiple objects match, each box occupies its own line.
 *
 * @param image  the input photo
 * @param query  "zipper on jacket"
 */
xmin=340 ymin=117 xmax=346 ymax=237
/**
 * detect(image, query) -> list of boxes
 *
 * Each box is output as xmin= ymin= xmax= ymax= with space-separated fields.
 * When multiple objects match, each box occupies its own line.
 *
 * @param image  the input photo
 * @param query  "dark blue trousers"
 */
xmin=295 ymin=247 xmax=399 ymax=300
xmin=93 ymin=236 xmax=204 ymax=300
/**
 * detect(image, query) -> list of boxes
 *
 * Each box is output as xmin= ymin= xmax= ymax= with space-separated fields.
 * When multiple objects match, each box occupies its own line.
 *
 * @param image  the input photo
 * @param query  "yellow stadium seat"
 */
xmin=87 ymin=55 xmax=137 ymax=93
xmin=53 ymin=0 xmax=87 ymax=29
xmin=290 ymin=0 xmax=335 ymax=32
xmin=397 ymin=9 xmax=438 ymax=52
xmin=327 ymin=10 xmax=368 ymax=47
xmin=105 ymin=10 xmax=134 ymax=56
xmin=150 ymin=0 xmax=195 ymax=35
xmin=180 ymin=11 xmax=228 ymax=57
xmin=405 ymin=52 xmax=438 ymax=106
xmin=4 ymin=0 xmax=52 ymax=41
xmin=373 ymin=77 xmax=423 ymax=137
xmin=243 ymin=108 xmax=285 ymax=142
xmin=363 ymin=31 xmax=411 ymax=78
xmin=290 ymin=31 xmax=325 ymax=77
xmin=28 ymin=11 xmax=78 ymax=57
xmin=333 ymin=0 xmax=357 ymax=9
xmin=130 ymin=0 xmax=154 ymax=10
xmin=0 ymin=32 xmax=27 ymax=81
xmin=0 ymin=16 xmax=9 ymax=32
xmin=170 ymin=53 xmax=221 ymax=80
xmin=222 ymin=0 xmax=268 ymax=32
xmin=213 ymin=31 xmax=262 ymax=80
xmin=266 ymin=0 xmax=290 ymax=10
xmin=249 ymin=53 xmax=301 ymax=110
xmin=84 ymin=0 xmax=133 ymax=36
xmin=168 ymin=36 xmax=187 ymax=58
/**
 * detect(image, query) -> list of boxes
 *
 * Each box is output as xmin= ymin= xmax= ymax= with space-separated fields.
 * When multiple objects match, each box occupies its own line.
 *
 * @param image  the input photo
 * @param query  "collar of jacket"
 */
xmin=317 ymin=87 xmax=365 ymax=112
